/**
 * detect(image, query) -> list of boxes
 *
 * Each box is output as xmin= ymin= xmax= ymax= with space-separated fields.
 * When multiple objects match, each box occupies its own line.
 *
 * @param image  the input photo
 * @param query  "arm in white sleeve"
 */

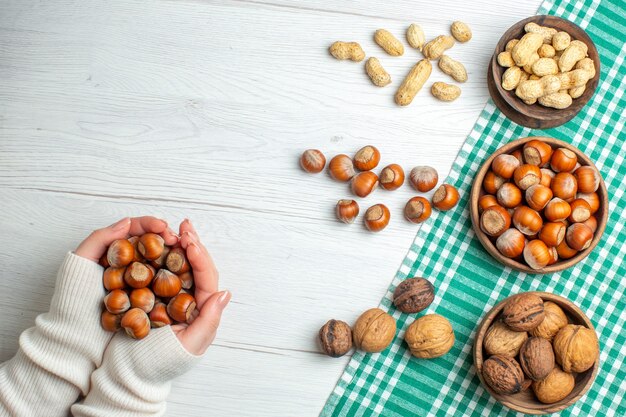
xmin=71 ymin=327 xmax=200 ymax=417
xmin=0 ymin=252 xmax=113 ymax=416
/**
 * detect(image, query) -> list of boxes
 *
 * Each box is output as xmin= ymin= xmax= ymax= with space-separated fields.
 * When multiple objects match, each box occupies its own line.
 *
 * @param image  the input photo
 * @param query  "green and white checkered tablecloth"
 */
xmin=321 ymin=0 xmax=626 ymax=415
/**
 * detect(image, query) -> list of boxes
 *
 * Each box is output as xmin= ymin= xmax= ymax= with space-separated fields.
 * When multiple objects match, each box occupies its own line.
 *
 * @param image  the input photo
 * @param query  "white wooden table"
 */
xmin=0 ymin=1 xmax=542 ymax=415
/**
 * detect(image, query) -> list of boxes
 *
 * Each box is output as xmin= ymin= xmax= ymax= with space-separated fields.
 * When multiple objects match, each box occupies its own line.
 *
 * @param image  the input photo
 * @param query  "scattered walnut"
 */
xmin=530 ymin=301 xmax=568 ymax=341
xmin=501 ymin=293 xmax=545 ymax=331
xmin=519 ymin=337 xmax=555 ymax=381
xmin=404 ymin=314 xmax=454 ymax=358
xmin=553 ymin=324 xmax=599 ymax=372
xmin=352 ymin=308 xmax=396 ymax=353
xmin=319 ymin=319 xmax=353 ymax=357
xmin=393 ymin=277 xmax=435 ymax=313
xmin=532 ymin=365 xmax=575 ymax=404
xmin=484 ymin=320 xmax=528 ymax=357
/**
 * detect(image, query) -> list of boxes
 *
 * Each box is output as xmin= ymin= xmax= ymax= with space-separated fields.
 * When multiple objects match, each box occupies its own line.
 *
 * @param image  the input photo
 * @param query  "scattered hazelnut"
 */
xmin=379 ymin=164 xmax=405 ymax=190
xmin=351 ymin=171 xmax=379 ymax=198
xmin=432 ymin=184 xmax=459 ymax=211
xmin=353 ymin=145 xmax=381 ymax=171
xmin=409 ymin=166 xmax=438 ymax=192
xmin=482 ymin=354 xmax=527 ymax=395
xmin=336 ymin=199 xmax=360 ymax=224
xmin=352 ymin=308 xmax=396 ymax=353
xmin=300 ymin=149 xmax=326 ymax=173
xmin=532 ymin=365 xmax=575 ymax=404
xmin=392 ymin=277 xmax=434 ymax=313
xmin=404 ymin=197 xmax=432 ymax=224
xmin=404 ymin=314 xmax=454 ymax=358
xmin=364 ymin=204 xmax=390 ymax=232
xmin=502 ymin=293 xmax=545 ymax=331
xmin=483 ymin=320 xmax=528 ymax=357
xmin=553 ymin=324 xmax=599 ymax=373
xmin=319 ymin=319 xmax=353 ymax=357
xmin=328 ymin=154 xmax=356 ymax=182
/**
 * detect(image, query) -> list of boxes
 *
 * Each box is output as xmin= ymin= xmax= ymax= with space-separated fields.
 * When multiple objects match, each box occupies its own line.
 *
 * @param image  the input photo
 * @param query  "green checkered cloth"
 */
xmin=321 ymin=0 xmax=626 ymax=415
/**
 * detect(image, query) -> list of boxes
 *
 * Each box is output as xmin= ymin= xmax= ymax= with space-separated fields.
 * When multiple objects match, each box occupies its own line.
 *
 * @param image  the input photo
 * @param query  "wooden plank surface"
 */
xmin=0 ymin=0 xmax=541 ymax=415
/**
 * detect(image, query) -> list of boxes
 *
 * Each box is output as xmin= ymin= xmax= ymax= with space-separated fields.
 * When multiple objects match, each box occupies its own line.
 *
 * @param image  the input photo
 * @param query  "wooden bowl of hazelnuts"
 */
xmin=474 ymin=292 xmax=599 ymax=414
xmin=488 ymin=15 xmax=600 ymax=129
xmin=469 ymin=136 xmax=608 ymax=274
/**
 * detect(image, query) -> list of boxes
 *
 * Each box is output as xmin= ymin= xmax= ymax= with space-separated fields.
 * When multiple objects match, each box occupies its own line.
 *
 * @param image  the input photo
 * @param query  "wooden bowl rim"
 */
xmin=473 ymin=291 xmax=600 ymax=415
xmin=469 ymin=136 xmax=609 ymax=274
xmin=489 ymin=15 xmax=601 ymax=128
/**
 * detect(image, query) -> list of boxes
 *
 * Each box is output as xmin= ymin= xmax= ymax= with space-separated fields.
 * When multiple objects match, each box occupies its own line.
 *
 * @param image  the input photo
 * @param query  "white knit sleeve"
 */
xmin=71 ymin=327 xmax=200 ymax=417
xmin=0 ymin=252 xmax=113 ymax=417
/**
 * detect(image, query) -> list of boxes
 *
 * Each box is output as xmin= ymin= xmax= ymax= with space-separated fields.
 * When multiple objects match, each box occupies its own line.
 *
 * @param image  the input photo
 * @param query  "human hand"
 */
xmin=75 ymin=216 xmax=179 ymax=263
xmin=171 ymin=219 xmax=231 ymax=355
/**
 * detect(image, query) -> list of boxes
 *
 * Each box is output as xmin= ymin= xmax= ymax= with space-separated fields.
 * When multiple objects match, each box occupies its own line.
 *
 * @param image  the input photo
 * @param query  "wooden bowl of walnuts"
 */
xmin=469 ymin=136 xmax=608 ymax=274
xmin=488 ymin=15 xmax=600 ymax=129
xmin=474 ymin=292 xmax=599 ymax=414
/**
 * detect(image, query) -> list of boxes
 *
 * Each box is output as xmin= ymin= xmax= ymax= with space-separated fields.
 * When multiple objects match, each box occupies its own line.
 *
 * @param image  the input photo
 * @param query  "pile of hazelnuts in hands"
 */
xmin=479 ymin=139 xmax=602 ymax=269
xmin=300 ymin=146 xmax=460 ymax=231
xmin=100 ymin=234 xmax=195 ymax=340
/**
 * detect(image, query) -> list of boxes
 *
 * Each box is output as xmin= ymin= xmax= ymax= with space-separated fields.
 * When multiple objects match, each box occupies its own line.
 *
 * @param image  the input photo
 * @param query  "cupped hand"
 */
xmin=171 ymin=219 xmax=230 ymax=355
xmin=75 ymin=216 xmax=179 ymax=262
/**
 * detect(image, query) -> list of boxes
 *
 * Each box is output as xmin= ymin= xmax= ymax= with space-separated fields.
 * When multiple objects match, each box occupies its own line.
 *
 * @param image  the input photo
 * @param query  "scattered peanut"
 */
xmin=538 ymin=92 xmax=573 ymax=109
xmin=531 ymin=57 xmax=559 ymax=76
xmin=423 ymin=35 xmax=455 ymax=60
xmin=365 ymin=57 xmax=392 ymax=87
xmin=502 ymin=66 xmax=523 ymax=91
xmin=395 ymin=59 xmax=432 ymax=106
xmin=497 ymin=51 xmax=515 ymax=67
xmin=329 ymin=41 xmax=365 ymax=62
xmin=374 ymin=29 xmax=404 ymax=56
xmin=406 ymin=24 xmax=426 ymax=51
xmin=512 ymin=33 xmax=544 ymax=66
xmin=538 ymin=44 xmax=556 ymax=58
xmin=558 ymin=40 xmax=588 ymax=72
xmin=439 ymin=55 xmax=467 ymax=82
xmin=431 ymin=82 xmax=461 ymax=101
xmin=515 ymin=75 xmax=561 ymax=100
xmin=552 ymin=31 xmax=571 ymax=51
xmin=450 ymin=21 xmax=472 ymax=43
xmin=524 ymin=22 xmax=557 ymax=43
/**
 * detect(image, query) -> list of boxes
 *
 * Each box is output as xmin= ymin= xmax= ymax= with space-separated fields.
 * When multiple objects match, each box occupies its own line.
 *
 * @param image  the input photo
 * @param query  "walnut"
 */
xmin=553 ymin=324 xmax=599 ymax=372
xmin=519 ymin=337 xmax=555 ymax=380
xmin=352 ymin=308 xmax=396 ymax=353
xmin=502 ymin=293 xmax=545 ymax=331
xmin=393 ymin=277 xmax=435 ymax=313
xmin=482 ymin=354 xmax=528 ymax=395
xmin=530 ymin=301 xmax=568 ymax=341
xmin=404 ymin=314 xmax=454 ymax=358
xmin=483 ymin=320 xmax=528 ymax=357
xmin=532 ymin=365 xmax=575 ymax=404
xmin=319 ymin=319 xmax=352 ymax=357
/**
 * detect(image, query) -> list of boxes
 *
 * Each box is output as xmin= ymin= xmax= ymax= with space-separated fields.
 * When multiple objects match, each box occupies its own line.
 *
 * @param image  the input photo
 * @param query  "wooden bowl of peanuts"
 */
xmin=488 ymin=15 xmax=600 ymax=129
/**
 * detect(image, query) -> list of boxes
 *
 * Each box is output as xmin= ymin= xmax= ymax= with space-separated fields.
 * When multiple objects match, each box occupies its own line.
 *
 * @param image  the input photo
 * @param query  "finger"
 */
xmin=179 ymin=218 xmax=199 ymax=240
xmin=75 ymin=218 xmax=132 ymax=262
xmin=176 ymin=290 xmax=231 ymax=355
xmin=127 ymin=216 xmax=178 ymax=246
xmin=187 ymin=241 xmax=219 ymax=308
xmin=179 ymin=231 xmax=201 ymax=250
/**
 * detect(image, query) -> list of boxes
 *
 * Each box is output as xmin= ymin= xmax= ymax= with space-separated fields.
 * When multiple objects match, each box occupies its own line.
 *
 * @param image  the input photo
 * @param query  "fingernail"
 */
xmin=218 ymin=290 xmax=231 ymax=308
xmin=183 ymin=218 xmax=190 ymax=224
xmin=111 ymin=218 xmax=130 ymax=231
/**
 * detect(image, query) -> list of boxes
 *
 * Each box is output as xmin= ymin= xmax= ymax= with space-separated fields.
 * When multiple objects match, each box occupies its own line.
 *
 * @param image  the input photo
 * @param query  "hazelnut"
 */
xmin=480 ymin=205 xmax=511 ymax=237
xmin=525 ymin=184 xmax=553 ymax=211
xmin=104 ymin=289 xmax=130 ymax=315
xmin=379 ymin=164 xmax=405 ymax=190
xmin=137 ymin=233 xmax=165 ymax=261
xmin=103 ymin=266 xmax=127 ymax=291
xmin=409 ymin=166 xmax=438 ymax=192
xmin=392 ymin=277 xmax=435 ymax=313
xmin=404 ymin=197 xmax=432 ymax=224
xmin=129 ymin=287 xmax=156 ymax=313
xmin=404 ymin=314 xmax=454 ymax=358
xmin=576 ymin=192 xmax=600 ymax=214
xmin=513 ymin=164 xmax=541 ymax=190
xmin=519 ymin=337 xmax=555 ymax=381
xmin=483 ymin=171 xmax=505 ymax=194
xmin=551 ymin=172 xmax=578 ymax=202
xmin=556 ymin=239 xmax=578 ymax=260
xmin=319 ymin=319 xmax=353 ymax=357
xmin=351 ymin=171 xmax=379 ymax=198
xmin=124 ymin=261 xmax=155 ymax=289
xmin=152 ymin=269 xmax=182 ymax=298
xmin=478 ymin=195 xmax=498 ymax=213
xmin=166 ymin=247 xmax=191 ymax=274
xmin=352 ymin=308 xmax=396 ymax=353
xmin=336 ymin=199 xmax=360 ymax=224
xmin=544 ymin=198 xmax=572 ymax=222
xmin=553 ymin=324 xmax=599 ymax=373
xmin=566 ymin=223 xmax=593 ymax=251
xmin=354 ymin=145 xmax=381 ymax=171
xmin=573 ymin=166 xmax=600 ymax=193
xmin=101 ymin=310 xmax=122 ymax=332
xmin=149 ymin=245 xmax=171 ymax=269
xmin=121 ymin=308 xmax=151 ymax=340
xmin=523 ymin=140 xmax=553 ymax=166
xmin=532 ymin=365 xmax=575 ymax=404
xmin=539 ymin=168 xmax=555 ymax=188
xmin=538 ymin=222 xmax=566 ymax=247
xmin=491 ymin=154 xmax=520 ymax=179
xmin=328 ymin=154 xmax=356 ymax=182
xmin=483 ymin=320 xmax=528 ymax=357
xmin=482 ymin=354 xmax=527 ymax=395
xmin=550 ymin=148 xmax=578 ymax=173
xmin=432 ymin=184 xmax=459 ymax=211
xmin=178 ymin=271 xmax=194 ymax=290
xmin=502 ymin=293 xmax=545 ymax=331
xmin=523 ymin=239 xmax=551 ymax=270
xmin=512 ymin=206 xmax=543 ymax=235
xmin=568 ymin=199 xmax=592 ymax=223
xmin=364 ymin=204 xmax=390 ymax=232
xmin=496 ymin=229 xmax=526 ymax=258
xmin=107 ymin=239 xmax=135 ymax=268
xmin=300 ymin=149 xmax=326 ymax=173
xmin=149 ymin=302 xmax=172 ymax=328
xmin=167 ymin=293 xmax=197 ymax=323
xmin=496 ymin=183 xmax=522 ymax=208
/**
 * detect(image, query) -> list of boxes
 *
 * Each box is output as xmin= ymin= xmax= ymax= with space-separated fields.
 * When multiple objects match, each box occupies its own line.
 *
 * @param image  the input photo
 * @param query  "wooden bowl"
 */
xmin=469 ymin=136 xmax=608 ymax=274
xmin=488 ymin=15 xmax=601 ymax=129
xmin=474 ymin=292 xmax=600 ymax=414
